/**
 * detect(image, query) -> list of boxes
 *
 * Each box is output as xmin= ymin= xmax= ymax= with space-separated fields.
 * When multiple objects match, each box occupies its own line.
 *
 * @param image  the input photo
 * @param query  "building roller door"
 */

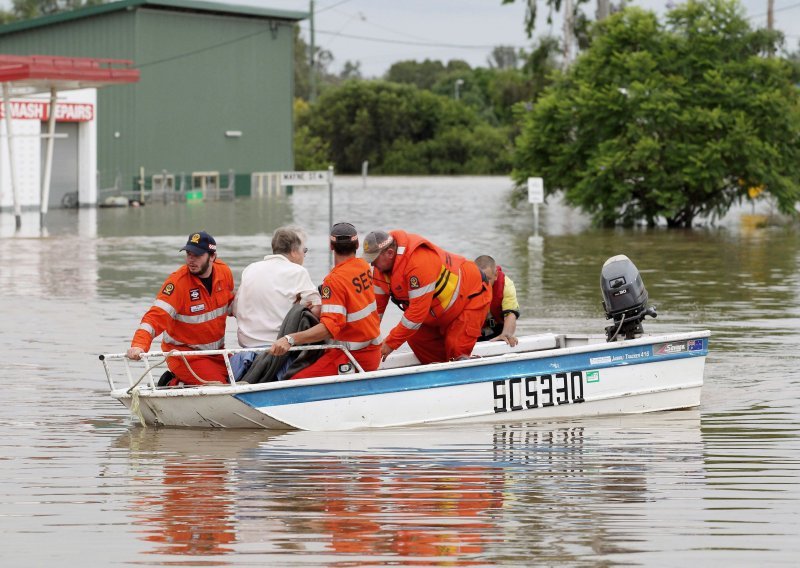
xmin=41 ymin=122 xmax=79 ymax=208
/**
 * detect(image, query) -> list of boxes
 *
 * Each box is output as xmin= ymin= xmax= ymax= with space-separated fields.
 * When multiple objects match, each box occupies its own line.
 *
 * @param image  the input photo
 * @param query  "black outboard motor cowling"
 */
xmin=601 ymin=255 xmax=657 ymax=341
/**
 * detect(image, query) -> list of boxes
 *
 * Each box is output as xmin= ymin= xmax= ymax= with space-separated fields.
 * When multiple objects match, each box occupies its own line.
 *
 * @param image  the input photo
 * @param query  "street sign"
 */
xmin=527 ymin=177 xmax=544 ymax=204
xmin=280 ymin=170 xmax=331 ymax=186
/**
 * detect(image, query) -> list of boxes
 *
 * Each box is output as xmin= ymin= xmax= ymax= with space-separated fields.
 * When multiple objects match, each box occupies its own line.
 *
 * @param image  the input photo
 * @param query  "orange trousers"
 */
xmin=409 ymin=295 xmax=490 ymax=364
xmin=167 ymin=354 xmax=229 ymax=386
xmin=292 ymin=345 xmax=381 ymax=379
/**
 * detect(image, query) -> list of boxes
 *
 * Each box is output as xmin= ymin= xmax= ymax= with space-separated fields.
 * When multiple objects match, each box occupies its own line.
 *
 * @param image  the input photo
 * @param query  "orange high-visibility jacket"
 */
xmin=319 ymin=257 xmax=381 ymax=350
xmin=131 ymin=259 xmax=235 ymax=355
xmin=372 ymin=230 xmax=485 ymax=350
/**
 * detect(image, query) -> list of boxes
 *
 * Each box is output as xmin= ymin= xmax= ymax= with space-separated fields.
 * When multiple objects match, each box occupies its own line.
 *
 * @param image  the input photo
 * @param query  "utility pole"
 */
xmin=596 ymin=0 xmax=610 ymax=21
xmin=563 ymin=0 xmax=574 ymax=67
xmin=767 ymin=0 xmax=774 ymax=31
xmin=309 ymin=0 xmax=317 ymax=103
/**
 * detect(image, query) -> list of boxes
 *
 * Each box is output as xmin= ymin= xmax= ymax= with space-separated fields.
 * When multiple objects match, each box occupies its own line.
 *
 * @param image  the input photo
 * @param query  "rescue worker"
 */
xmin=269 ymin=222 xmax=382 ymax=378
xmin=127 ymin=230 xmax=235 ymax=386
xmin=362 ymin=229 xmax=491 ymax=364
xmin=474 ymin=255 xmax=520 ymax=347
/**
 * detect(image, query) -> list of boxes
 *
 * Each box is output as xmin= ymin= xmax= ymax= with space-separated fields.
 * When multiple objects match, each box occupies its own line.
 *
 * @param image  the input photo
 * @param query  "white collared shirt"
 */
xmin=233 ymin=254 xmax=322 ymax=347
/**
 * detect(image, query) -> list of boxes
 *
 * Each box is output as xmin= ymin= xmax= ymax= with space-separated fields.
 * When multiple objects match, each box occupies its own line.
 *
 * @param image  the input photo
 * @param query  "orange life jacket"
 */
xmin=488 ymin=265 xmax=506 ymax=327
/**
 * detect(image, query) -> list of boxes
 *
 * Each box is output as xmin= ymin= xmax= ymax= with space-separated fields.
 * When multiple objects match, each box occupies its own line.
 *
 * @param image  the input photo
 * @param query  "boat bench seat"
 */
xmin=379 ymin=333 xmax=560 ymax=370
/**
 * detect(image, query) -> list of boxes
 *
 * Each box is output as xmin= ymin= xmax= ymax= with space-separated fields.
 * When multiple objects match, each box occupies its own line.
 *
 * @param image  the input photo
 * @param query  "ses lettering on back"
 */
xmin=351 ymin=271 xmax=371 ymax=293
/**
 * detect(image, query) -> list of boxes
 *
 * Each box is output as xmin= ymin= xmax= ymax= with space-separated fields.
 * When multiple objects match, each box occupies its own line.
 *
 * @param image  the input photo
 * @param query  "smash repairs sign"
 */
xmin=0 ymin=101 xmax=94 ymax=122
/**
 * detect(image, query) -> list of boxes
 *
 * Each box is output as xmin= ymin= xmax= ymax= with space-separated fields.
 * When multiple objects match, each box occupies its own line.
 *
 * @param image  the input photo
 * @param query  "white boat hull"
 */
xmin=109 ymin=331 xmax=709 ymax=430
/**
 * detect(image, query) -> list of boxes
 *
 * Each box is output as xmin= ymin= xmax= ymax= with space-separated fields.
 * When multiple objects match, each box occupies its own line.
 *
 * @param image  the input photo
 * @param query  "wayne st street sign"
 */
xmin=280 ymin=171 xmax=331 ymax=186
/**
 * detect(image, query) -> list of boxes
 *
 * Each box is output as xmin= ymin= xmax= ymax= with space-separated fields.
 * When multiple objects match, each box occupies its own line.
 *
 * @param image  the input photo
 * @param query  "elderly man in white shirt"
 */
xmin=233 ymin=226 xmax=322 ymax=349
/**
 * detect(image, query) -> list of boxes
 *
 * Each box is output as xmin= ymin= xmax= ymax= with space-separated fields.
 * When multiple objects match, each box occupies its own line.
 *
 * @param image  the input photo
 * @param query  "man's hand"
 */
xmin=490 ymin=334 xmax=518 ymax=347
xmin=269 ymin=337 xmax=292 ymax=356
xmin=126 ymin=347 xmax=144 ymax=360
xmin=380 ymin=342 xmax=394 ymax=361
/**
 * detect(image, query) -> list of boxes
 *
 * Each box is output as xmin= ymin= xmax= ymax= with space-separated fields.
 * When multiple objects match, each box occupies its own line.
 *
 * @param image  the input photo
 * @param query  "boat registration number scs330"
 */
xmin=493 ymin=371 xmax=587 ymax=413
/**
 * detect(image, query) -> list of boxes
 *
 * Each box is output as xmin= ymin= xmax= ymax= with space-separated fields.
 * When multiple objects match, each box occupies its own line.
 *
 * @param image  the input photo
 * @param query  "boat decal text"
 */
xmin=493 ymin=371 xmax=586 ymax=413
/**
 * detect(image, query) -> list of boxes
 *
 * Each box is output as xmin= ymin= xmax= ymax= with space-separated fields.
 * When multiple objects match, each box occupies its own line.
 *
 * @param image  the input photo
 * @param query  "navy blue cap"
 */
xmin=180 ymin=231 xmax=217 ymax=255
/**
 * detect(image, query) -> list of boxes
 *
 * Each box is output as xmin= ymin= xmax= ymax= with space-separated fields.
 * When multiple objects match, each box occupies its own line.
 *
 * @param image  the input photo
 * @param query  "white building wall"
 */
xmin=0 ymin=88 xmax=97 ymax=210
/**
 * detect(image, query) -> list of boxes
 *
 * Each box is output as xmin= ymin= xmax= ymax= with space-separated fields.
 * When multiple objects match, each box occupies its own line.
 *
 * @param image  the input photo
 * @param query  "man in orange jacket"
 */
xmin=127 ymin=231 xmax=235 ymax=386
xmin=362 ymin=230 xmax=491 ymax=364
xmin=269 ymin=222 xmax=382 ymax=378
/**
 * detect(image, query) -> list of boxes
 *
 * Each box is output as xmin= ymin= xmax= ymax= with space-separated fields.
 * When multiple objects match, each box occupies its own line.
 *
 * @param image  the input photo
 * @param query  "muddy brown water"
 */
xmin=1 ymin=176 xmax=798 ymax=565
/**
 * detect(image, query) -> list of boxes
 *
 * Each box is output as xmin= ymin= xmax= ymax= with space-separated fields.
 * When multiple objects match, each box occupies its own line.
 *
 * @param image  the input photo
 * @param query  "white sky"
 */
xmin=258 ymin=0 xmax=800 ymax=77
xmin=1 ymin=0 xmax=796 ymax=77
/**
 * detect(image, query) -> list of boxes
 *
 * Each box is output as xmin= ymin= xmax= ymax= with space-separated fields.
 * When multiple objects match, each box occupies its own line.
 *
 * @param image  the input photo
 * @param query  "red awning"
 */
xmin=0 ymin=54 xmax=139 ymax=95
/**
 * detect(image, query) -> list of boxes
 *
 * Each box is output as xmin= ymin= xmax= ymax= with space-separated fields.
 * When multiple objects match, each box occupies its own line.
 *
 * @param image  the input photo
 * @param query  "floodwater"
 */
xmin=1 ymin=176 xmax=799 ymax=566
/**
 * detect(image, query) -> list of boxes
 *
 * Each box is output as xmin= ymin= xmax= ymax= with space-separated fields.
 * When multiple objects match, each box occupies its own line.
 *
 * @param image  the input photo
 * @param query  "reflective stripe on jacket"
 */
xmin=131 ymin=259 xmax=235 ymax=354
xmin=373 ymin=230 xmax=486 ymax=350
xmin=320 ymin=257 xmax=381 ymax=351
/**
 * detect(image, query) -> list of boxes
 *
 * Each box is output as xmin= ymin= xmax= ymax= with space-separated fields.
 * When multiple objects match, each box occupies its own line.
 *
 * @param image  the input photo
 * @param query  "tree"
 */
xmin=512 ymin=0 xmax=800 ymax=227
xmin=304 ymin=80 xmax=511 ymax=174
xmin=293 ymin=98 xmax=330 ymax=170
xmin=385 ymin=59 xmax=449 ymax=90
xmin=488 ymin=46 xmax=520 ymax=70
xmin=293 ymin=25 xmax=338 ymax=100
xmin=11 ymin=0 xmax=104 ymax=19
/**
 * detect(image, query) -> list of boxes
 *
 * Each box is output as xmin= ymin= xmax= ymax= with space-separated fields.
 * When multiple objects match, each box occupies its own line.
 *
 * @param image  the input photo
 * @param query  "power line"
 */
xmin=135 ymin=26 xmax=276 ymax=69
xmin=314 ymin=28 xmax=527 ymax=50
xmin=749 ymin=1 xmax=800 ymax=20
xmin=317 ymin=0 xmax=352 ymax=14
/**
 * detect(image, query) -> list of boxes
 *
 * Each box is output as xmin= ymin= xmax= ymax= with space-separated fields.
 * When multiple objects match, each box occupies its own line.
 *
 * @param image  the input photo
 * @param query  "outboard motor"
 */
xmin=601 ymin=255 xmax=657 ymax=341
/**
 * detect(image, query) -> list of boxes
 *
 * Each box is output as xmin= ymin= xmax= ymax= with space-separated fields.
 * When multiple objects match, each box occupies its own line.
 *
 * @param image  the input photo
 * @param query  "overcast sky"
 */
xmin=1 ymin=0 xmax=796 ymax=77
xmin=257 ymin=0 xmax=800 ymax=77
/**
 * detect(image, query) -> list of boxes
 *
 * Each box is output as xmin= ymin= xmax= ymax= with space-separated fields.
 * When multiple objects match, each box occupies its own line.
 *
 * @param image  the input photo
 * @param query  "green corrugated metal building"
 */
xmin=0 ymin=0 xmax=307 ymax=194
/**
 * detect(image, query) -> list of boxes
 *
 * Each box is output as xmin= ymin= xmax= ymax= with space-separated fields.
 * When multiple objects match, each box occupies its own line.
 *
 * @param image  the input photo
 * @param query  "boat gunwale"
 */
xmin=109 ymin=330 xmax=710 ymax=401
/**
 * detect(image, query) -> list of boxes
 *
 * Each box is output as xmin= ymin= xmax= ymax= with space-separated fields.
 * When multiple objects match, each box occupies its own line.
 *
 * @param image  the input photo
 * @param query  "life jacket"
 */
xmin=388 ymin=230 xmax=467 ymax=321
xmin=488 ymin=265 xmax=506 ymax=327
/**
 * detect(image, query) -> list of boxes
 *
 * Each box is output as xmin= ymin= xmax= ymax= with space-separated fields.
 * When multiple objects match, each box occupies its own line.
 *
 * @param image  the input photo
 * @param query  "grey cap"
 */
xmin=330 ymin=222 xmax=358 ymax=243
xmin=362 ymin=230 xmax=394 ymax=263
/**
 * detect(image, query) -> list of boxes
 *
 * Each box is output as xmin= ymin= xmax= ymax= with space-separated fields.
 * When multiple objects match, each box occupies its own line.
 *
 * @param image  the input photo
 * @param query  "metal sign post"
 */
xmin=527 ymin=177 xmax=544 ymax=236
xmin=280 ymin=167 xmax=336 ymax=268
xmin=2 ymin=83 xmax=21 ymax=230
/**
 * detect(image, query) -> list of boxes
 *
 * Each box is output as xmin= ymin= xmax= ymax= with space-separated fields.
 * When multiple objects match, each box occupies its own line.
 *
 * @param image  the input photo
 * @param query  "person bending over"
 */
xmin=362 ymin=229 xmax=491 ymax=364
xmin=474 ymin=255 xmax=520 ymax=347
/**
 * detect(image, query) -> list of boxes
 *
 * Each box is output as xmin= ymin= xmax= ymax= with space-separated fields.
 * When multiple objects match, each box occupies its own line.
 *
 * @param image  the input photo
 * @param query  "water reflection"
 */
xmin=0 ymin=207 xmax=99 ymax=298
xmin=231 ymin=417 xmax=699 ymax=564
xmin=110 ymin=419 xmax=702 ymax=564
xmin=115 ymin=429 xmax=261 ymax=557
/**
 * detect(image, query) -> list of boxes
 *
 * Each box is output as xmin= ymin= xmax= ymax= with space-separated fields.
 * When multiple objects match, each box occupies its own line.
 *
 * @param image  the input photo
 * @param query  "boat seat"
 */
xmin=379 ymin=333 xmax=560 ymax=370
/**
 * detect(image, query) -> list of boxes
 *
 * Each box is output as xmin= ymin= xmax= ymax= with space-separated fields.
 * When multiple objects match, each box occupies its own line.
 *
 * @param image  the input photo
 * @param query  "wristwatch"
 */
xmin=285 ymin=335 xmax=296 ymax=346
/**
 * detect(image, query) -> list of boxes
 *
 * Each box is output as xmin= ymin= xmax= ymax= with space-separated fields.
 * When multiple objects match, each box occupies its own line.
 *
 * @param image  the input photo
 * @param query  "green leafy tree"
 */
xmin=304 ymin=80 xmax=511 ymax=174
xmin=512 ymin=0 xmax=800 ymax=227
xmin=384 ymin=59 xmax=471 ymax=90
xmin=11 ymin=0 xmax=104 ymax=19
xmin=293 ymin=98 xmax=330 ymax=170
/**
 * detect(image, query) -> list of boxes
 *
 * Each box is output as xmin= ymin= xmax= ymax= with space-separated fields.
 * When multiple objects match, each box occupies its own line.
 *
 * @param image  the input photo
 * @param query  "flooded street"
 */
xmin=1 ymin=176 xmax=799 ymax=565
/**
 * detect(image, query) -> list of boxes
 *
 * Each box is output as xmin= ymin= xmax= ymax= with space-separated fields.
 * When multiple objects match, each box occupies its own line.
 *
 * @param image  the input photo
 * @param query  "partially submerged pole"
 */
xmin=328 ymin=164 xmax=334 ymax=269
xmin=40 ymin=87 xmax=58 ymax=226
xmin=2 ymin=83 xmax=21 ymax=229
xmin=361 ymin=160 xmax=368 ymax=188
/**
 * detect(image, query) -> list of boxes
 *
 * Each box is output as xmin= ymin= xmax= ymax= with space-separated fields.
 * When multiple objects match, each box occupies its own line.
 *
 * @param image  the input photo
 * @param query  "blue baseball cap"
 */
xmin=180 ymin=231 xmax=217 ymax=255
